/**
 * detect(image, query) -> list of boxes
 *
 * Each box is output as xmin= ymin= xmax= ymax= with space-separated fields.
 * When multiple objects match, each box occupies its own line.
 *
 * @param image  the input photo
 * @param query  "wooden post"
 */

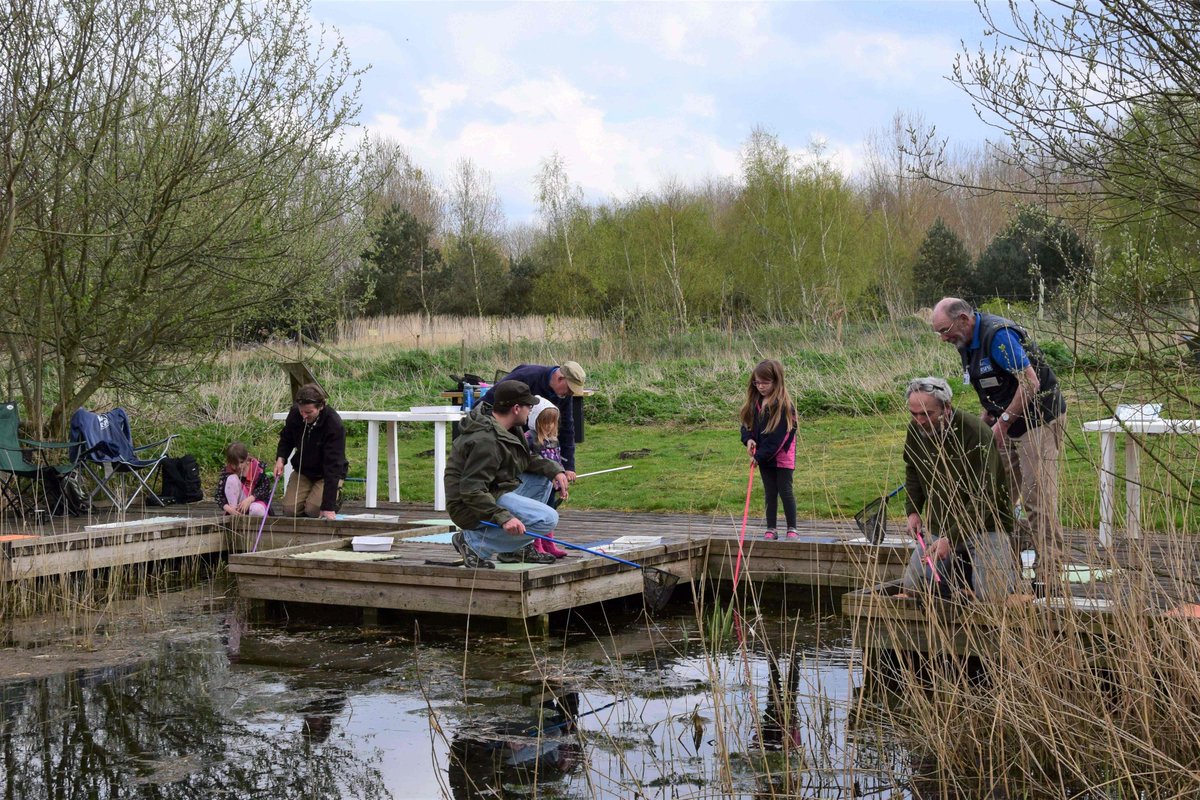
xmin=460 ymin=338 xmax=465 ymax=372
xmin=246 ymin=598 xmax=270 ymax=624
xmin=507 ymin=615 xmax=549 ymax=638
xmin=362 ymin=607 xmax=379 ymax=627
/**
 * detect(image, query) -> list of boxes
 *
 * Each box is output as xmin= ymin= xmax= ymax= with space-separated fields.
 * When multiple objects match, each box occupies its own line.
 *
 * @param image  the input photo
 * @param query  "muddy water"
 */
xmin=0 ymin=581 xmax=896 ymax=799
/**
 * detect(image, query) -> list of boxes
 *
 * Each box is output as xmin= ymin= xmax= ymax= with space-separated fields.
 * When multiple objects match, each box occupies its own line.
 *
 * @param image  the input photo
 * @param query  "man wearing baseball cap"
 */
xmin=481 ymin=362 xmax=585 ymax=482
xmin=445 ymin=380 xmax=571 ymax=569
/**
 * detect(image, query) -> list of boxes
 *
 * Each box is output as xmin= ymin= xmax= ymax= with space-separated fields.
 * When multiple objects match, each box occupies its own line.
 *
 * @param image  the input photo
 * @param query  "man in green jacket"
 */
xmin=902 ymin=376 xmax=1017 ymax=600
xmin=445 ymin=380 xmax=571 ymax=569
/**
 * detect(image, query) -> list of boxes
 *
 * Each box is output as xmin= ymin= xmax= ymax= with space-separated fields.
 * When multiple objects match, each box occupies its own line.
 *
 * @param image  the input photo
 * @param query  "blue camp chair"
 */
xmin=68 ymin=407 xmax=176 ymax=512
xmin=0 ymin=402 xmax=89 ymax=517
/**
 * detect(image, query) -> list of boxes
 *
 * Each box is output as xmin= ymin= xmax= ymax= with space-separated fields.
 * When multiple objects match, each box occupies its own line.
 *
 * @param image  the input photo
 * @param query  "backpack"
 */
xmin=160 ymin=454 xmax=203 ymax=504
xmin=43 ymin=471 xmax=90 ymax=516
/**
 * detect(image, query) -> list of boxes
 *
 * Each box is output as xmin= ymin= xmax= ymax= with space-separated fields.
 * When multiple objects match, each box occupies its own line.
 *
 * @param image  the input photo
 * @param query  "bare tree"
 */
xmin=535 ymin=151 xmax=584 ymax=272
xmin=0 ymin=0 xmax=364 ymax=435
xmin=446 ymin=158 xmax=504 ymax=317
xmin=929 ymin=0 xmax=1200 ymax=500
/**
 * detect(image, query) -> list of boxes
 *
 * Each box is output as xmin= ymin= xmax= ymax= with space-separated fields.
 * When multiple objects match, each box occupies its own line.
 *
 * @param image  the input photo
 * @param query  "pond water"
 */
xmin=0 ymin=580 xmax=909 ymax=799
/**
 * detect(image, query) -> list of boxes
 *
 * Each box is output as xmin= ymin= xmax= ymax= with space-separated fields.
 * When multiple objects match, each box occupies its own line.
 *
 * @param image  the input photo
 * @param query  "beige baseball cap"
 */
xmin=558 ymin=361 xmax=586 ymax=394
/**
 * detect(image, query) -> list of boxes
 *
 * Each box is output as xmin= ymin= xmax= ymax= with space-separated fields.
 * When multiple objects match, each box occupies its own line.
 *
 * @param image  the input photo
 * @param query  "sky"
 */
xmin=312 ymin=1 xmax=1005 ymax=224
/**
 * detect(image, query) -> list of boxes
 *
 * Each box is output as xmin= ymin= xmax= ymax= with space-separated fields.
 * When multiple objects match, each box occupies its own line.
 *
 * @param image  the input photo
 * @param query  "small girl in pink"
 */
xmin=739 ymin=359 xmax=799 ymax=540
xmin=525 ymin=399 xmax=569 ymax=558
xmin=214 ymin=441 xmax=271 ymax=517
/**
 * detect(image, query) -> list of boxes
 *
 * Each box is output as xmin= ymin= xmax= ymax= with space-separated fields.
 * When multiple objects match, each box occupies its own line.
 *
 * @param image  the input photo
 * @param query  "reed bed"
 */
xmin=334 ymin=313 xmax=606 ymax=353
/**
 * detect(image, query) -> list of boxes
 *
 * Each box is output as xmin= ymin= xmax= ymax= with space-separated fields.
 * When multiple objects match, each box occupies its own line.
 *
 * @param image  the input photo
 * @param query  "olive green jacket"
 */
xmin=444 ymin=406 xmax=564 ymax=530
xmin=903 ymin=409 xmax=1013 ymax=546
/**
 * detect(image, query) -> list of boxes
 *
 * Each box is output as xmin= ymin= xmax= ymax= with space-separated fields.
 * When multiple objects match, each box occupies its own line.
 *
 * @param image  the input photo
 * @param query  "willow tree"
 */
xmin=0 ymin=0 xmax=363 ymax=435
xmin=732 ymin=129 xmax=883 ymax=324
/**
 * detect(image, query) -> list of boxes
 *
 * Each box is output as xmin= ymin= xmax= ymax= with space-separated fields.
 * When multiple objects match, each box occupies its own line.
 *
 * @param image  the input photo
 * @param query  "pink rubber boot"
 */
xmin=542 ymin=532 xmax=569 ymax=558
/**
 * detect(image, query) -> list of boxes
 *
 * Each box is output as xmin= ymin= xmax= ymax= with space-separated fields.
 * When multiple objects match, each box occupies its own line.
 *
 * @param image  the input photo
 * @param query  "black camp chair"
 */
xmin=0 ymin=402 xmax=89 ymax=517
xmin=68 ymin=407 xmax=176 ymax=512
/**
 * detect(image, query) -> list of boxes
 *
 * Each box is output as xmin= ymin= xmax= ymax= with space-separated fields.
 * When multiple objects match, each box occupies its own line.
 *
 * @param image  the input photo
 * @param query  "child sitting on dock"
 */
xmin=215 ymin=442 xmax=273 ymax=517
xmin=526 ymin=399 xmax=569 ymax=558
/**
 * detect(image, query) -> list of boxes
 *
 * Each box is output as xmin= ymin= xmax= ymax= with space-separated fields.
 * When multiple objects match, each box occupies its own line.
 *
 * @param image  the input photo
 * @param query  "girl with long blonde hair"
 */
xmin=739 ymin=359 xmax=799 ymax=540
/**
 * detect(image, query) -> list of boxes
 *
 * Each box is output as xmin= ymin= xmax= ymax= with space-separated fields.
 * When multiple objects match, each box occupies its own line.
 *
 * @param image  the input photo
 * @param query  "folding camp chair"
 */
xmin=0 ymin=402 xmax=89 ymax=517
xmin=68 ymin=407 xmax=176 ymax=512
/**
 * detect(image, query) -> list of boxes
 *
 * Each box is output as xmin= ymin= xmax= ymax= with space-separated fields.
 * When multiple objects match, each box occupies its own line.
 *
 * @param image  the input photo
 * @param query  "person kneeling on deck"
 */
xmin=273 ymin=383 xmax=348 ymax=520
xmin=901 ymin=377 xmax=1017 ymax=601
xmin=446 ymin=380 xmax=571 ymax=569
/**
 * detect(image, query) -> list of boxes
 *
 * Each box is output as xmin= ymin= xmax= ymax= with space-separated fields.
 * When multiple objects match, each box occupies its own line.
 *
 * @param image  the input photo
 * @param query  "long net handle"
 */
xmin=732 ymin=460 xmax=755 ymax=593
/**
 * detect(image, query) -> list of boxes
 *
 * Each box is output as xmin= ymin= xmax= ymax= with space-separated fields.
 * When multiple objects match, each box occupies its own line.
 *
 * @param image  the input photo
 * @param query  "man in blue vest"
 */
xmin=930 ymin=297 xmax=1067 ymax=589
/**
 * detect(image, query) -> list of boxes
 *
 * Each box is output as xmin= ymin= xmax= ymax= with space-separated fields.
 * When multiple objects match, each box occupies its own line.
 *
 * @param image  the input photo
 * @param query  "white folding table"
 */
xmin=1081 ymin=416 xmax=1200 ymax=546
xmin=273 ymin=407 xmax=464 ymax=510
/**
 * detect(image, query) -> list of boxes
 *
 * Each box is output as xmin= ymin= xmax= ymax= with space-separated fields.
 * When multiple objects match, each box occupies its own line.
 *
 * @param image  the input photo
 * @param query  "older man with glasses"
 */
xmin=930 ymin=296 xmax=1068 ymax=592
xmin=901 ymin=376 xmax=1017 ymax=600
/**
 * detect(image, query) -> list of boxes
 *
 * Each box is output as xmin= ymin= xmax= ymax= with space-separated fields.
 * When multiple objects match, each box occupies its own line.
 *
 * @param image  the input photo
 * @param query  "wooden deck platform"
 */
xmin=23 ymin=500 xmax=1191 ymax=641
xmin=843 ymin=533 xmax=1200 ymax=658
xmin=226 ymin=508 xmax=912 ymax=623
xmin=0 ymin=499 xmax=916 ymax=622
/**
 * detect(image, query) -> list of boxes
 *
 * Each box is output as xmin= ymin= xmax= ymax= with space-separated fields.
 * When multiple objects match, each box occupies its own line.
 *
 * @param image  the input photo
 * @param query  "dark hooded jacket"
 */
xmin=444 ymin=406 xmax=564 ymax=530
xmin=275 ymin=406 xmax=348 ymax=512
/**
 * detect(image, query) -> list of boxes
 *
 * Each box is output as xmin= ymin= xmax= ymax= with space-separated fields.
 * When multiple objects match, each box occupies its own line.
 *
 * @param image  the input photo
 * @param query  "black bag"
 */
xmin=160 ymin=454 xmax=203 ymax=504
xmin=43 ymin=470 xmax=90 ymax=516
xmin=452 ymin=373 xmax=486 ymax=393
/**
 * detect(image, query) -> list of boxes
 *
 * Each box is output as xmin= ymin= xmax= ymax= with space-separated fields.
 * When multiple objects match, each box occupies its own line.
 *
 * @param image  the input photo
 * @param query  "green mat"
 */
xmin=1065 ymin=565 xmax=1118 ymax=584
xmin=290 ymin=549 xmax=402 ymax=562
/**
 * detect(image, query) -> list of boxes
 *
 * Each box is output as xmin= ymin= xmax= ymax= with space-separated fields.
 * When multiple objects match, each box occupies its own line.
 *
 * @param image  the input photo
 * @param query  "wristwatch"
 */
xmin=999 ymin=412 xmax=1012 ymax=423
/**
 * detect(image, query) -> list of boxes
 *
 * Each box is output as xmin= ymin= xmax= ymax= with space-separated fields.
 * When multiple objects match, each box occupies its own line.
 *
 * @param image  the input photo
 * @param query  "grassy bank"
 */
xmin=106 ymin=313 xmax=1197 ymax=531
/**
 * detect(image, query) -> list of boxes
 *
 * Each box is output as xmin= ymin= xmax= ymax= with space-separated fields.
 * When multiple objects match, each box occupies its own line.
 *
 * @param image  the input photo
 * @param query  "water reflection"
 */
xmin=447 ymin=690 xmax=584 ymax=799
xmin=0 ymin=587 xmax=901 ymax=799
xmin=0 ymin=644 xmax=390 ymax=799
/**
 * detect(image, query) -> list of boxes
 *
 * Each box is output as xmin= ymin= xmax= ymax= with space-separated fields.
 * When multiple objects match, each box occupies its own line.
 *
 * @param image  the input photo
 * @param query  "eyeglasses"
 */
xmin=933 ymin=321 xmax=954 ymax=335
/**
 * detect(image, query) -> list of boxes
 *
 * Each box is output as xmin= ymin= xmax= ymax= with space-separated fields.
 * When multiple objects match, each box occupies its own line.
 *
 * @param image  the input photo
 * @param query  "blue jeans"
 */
xmin=463 ymin=474 xmax=558 ymax=557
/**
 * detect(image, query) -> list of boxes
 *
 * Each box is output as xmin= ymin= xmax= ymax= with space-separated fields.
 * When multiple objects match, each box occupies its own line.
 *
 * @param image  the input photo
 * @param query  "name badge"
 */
xmin=979 ymin=376 xmax=1001 ymax=388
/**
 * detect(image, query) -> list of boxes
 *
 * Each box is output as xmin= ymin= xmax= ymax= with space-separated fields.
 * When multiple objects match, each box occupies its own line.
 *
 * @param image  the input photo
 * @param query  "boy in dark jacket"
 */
xmin=273 ymin=383 xmax=348 ymax=519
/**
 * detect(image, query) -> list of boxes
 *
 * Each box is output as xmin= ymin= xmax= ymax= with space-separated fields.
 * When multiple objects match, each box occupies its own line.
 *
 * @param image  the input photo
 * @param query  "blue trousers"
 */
xmin=462 ymin=474 xmax=558 ymax=557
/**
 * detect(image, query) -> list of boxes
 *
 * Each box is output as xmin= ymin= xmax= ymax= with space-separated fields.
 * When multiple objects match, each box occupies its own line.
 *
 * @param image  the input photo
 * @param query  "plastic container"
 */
xmin=351 ymin=536 xmax=395 ymax=553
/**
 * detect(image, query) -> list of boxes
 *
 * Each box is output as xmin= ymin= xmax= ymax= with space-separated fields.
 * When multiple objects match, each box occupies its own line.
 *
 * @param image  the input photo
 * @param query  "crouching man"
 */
xmin=445 ymin=380 xmax=571 ymax=569
xmin=901 ymin=377 xmax=1018 ymax=600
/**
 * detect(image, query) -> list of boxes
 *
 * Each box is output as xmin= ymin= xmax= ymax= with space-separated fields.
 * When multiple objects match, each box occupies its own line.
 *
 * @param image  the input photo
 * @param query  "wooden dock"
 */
xmin=842 ymin=532 xmax=1200 ymax=659
xmin=0 ymin=498 xmax=916 ymax=623
xmin=226 ymin=507 xmax=912 ymax=626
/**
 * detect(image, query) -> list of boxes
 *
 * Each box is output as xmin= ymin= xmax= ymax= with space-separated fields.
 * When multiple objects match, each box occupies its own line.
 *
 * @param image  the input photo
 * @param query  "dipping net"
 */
xmin=854 ymin=495 xmax=889 ymax=545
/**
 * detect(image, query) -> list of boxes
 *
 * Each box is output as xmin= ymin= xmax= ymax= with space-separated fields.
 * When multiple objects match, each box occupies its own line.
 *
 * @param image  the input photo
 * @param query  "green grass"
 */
xmin=214 ymin=413 xmax=1189 ymax=534
xmin=113 ymin=316 xmax=1199 ymax=532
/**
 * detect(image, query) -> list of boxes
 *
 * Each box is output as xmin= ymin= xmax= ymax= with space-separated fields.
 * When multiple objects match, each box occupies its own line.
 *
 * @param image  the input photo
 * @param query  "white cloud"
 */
xmin=415 ymin=80 xmax=470 ymax=133
xmin=681 ymin=93 xmax=716 ymax=118
xmin=610 ymin=2 xmax=772 ymax=65
xmin=800 ymin=29 xmax=959 ymax=86
xmin=365 ymin=72 xmax=740 ymax=222
xmin=490 ymin=77 xmax=591 ymax=119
